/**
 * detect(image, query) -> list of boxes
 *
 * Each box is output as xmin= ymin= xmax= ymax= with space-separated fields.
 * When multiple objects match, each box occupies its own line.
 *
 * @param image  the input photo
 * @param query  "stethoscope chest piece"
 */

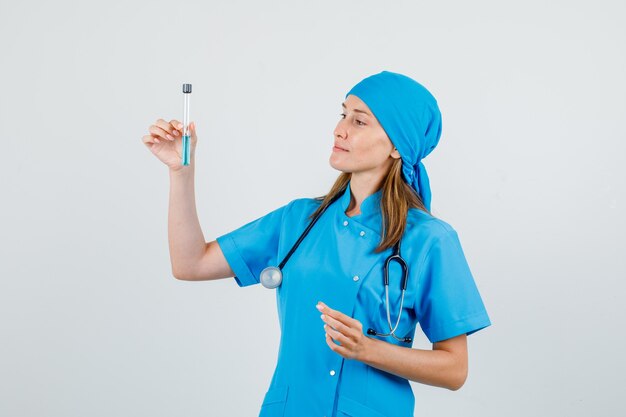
xmin=260 ymin=266 xmax=283 ymax=289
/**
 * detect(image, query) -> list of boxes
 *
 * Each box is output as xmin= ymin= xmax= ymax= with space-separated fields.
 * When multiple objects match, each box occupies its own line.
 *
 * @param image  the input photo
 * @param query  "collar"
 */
xmin=338 ymin=180 xmax=383 ymax=235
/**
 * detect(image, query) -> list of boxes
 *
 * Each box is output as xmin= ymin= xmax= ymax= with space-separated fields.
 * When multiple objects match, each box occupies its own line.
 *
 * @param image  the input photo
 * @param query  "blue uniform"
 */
xmin=216 ymin=180 xmax=491 ymax=417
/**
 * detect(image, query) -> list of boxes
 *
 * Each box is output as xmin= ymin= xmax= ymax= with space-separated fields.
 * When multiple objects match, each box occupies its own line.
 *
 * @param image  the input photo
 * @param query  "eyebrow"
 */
xmin=342 ymin=102 xmax=371 ymax=116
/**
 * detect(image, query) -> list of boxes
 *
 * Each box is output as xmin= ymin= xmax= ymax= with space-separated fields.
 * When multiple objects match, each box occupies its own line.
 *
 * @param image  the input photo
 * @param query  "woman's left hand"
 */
xmin=317 ymin=301 xmax=371 ymax=361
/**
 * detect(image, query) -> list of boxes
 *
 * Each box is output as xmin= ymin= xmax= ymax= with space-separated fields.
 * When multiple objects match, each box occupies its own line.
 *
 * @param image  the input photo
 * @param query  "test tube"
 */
xmin=182 ymin=83 xmax=192 ymax=165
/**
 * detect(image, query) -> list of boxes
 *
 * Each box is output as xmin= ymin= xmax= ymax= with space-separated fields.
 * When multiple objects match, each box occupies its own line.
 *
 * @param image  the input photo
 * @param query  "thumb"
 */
xmin=190 ymin=121 xmax=197 ymax=141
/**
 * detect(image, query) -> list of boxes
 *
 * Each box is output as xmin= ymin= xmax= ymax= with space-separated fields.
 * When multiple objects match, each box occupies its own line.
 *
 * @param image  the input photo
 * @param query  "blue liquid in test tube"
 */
xmin=182 ymin=83 xmax=192 ymax=165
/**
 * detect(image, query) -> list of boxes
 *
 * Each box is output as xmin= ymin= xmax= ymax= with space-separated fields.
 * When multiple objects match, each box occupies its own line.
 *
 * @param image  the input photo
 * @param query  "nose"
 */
xmin=334 ymin=121 xmax=347 ymax=140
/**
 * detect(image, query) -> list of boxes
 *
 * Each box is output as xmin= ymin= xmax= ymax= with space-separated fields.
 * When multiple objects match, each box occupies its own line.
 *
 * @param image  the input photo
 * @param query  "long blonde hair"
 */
xmin=307 ymin=158 xmax=433 ymax=254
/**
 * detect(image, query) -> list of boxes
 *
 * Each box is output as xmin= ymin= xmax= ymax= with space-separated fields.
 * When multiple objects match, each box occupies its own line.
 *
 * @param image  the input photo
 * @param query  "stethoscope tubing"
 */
xmin=261 ymin=186 xmax=413 ymax=343
xmin=277 ymin=192 xmax=343 ymax=270
xmin=367 ymin=241 xmax=413 ymax=343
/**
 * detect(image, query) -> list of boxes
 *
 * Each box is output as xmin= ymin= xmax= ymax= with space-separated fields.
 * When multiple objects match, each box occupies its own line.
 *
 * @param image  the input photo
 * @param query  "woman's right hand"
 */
xmin=142 ymin=118 xmax=198 ymax=171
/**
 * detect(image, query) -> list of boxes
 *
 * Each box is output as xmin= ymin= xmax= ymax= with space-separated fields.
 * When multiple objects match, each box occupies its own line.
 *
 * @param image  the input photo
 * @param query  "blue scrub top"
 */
xmin=216 ymin=180 xmax=491 ymax=417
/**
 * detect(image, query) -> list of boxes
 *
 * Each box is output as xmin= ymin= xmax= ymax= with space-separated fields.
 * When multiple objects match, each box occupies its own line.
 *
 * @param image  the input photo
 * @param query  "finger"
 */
xmin=325 ymin=333 xmax=347 ymax=356
xmin=324 ymin=324 xmax=347 ymax=346
xmin=149 ymin=125 xmax=174 ymax=141
xmin=142 ymin=134 xmax=161 ymax=145
xmin=154 ymin=119 xmax=177 ymax=140
xmin=156 ymin=118 xmax=177 ymax=135
xmin=325 ymin=334 xmax=338 ymax=351
xmin=321 ymin=314 xmax=350 ymax=336
xmin=317 ymin=302 xmax=356 ymax=328
xmin=169 ymin=119 xmax=182 ymax=136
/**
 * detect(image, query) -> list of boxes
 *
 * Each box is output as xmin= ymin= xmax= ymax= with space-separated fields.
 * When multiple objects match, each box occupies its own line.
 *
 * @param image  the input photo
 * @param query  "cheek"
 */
xmin=355 ymin=141 xmax=388 ymax=163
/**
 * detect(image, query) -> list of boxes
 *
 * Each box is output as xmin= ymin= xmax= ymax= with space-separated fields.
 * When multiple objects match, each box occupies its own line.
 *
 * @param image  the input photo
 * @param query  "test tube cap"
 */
xmin=182 ymin=83 xmax=192 ymax=93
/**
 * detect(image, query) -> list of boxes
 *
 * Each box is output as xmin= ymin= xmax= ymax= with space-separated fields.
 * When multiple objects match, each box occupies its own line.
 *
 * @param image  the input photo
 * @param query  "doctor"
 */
xmin=143 ymin=70 xmax=491 ymax=417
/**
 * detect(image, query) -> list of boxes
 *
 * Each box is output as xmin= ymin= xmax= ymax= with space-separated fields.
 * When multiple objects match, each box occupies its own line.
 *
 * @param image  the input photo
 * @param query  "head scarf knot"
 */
xmin=345 ymin=70 xmax=442 ymax=211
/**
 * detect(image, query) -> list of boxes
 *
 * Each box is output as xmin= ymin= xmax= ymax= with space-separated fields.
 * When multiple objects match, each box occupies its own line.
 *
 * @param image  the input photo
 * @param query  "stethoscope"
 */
xmin=259 ymin=188 xmax=413 ymax=344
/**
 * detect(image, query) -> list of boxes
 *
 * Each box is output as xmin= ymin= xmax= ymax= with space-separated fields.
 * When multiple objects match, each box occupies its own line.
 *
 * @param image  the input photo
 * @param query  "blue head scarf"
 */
xmin=345 ymin=70 xmax=442 ymax=211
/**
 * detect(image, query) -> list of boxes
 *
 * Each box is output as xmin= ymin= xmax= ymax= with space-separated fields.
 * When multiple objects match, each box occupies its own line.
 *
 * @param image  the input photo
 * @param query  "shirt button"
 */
xmin=359 ymin=230 xmax=365 ymax=237
xmin=343 ymin=220 xmax=348 ymax=226
xmin=330 ymin=370 xmax=336 ymax=376
xmin=353 ymin=275 xmax=359 ymax=282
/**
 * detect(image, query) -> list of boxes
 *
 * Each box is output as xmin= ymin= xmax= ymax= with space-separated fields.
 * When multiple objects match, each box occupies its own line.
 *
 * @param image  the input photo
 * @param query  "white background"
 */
xmin=1 ymin=0 xmax=624 ymax=415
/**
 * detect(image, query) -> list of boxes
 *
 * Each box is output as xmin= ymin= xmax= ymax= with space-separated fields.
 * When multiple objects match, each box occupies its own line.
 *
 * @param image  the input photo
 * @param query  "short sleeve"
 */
xmin=216 ymin=201 xmax=292 ymax=287
xmin=414 ymin=229 xmax=492 ymax=343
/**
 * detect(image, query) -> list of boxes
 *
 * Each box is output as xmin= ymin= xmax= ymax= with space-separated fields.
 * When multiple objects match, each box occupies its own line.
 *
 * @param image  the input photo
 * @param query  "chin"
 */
xmin=329 ymin=159 xmax=351 ymax=173
xmin=329 ymin=156 xmax=343 ymax=171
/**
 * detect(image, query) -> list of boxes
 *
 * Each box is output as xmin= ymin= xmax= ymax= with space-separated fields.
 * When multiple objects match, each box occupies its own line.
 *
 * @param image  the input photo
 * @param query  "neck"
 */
xmin=346 ymin=173 xmax=383 ymax=216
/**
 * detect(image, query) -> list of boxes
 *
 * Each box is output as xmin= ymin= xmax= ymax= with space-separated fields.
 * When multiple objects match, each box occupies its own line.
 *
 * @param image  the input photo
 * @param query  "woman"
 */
xmin=142 ymin=70 xmax=492 ymax=417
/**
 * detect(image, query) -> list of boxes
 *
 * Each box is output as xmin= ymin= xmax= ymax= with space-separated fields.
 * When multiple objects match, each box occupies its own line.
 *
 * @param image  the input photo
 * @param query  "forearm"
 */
xmin=360 ymin=337 xmax=466 ymax=390
xmin=168 ymin=162 xmax=206 ymax=278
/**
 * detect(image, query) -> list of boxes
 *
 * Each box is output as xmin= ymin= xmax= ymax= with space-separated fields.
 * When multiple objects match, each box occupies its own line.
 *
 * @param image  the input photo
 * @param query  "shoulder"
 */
xmin=282 ymin=196 xmax=324 ymax=221
xmin=288 ymin=196 xmax=324 ymax=212
xmin=405 ymin=207 xmax=461 ymax=249
xmin=407 ymin=207 xmax=457 ymax=235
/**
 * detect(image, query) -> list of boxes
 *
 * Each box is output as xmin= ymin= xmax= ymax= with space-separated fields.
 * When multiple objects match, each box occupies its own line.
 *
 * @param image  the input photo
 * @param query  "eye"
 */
xmin=339 ymin=113 xmax=365 ymax=126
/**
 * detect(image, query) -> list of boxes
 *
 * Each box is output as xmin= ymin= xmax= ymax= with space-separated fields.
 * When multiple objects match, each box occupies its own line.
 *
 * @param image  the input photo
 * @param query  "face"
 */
xmin=330 ymin=94 xmax=401 ymax=177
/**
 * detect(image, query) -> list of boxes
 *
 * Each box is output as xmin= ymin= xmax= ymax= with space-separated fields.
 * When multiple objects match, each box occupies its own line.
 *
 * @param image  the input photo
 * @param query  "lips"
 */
xmin=333 ymin=144 xmax=348 ymax=151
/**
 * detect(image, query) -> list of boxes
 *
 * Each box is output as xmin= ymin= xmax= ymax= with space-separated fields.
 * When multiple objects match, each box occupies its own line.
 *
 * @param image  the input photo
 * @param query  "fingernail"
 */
xmin=316 ymin=304 xmax=323 ymax=311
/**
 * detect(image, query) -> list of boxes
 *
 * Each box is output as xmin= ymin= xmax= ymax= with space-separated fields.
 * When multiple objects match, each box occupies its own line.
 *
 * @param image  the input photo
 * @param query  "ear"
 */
xmin=390 ymin=147 xmax=401 ymax=159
